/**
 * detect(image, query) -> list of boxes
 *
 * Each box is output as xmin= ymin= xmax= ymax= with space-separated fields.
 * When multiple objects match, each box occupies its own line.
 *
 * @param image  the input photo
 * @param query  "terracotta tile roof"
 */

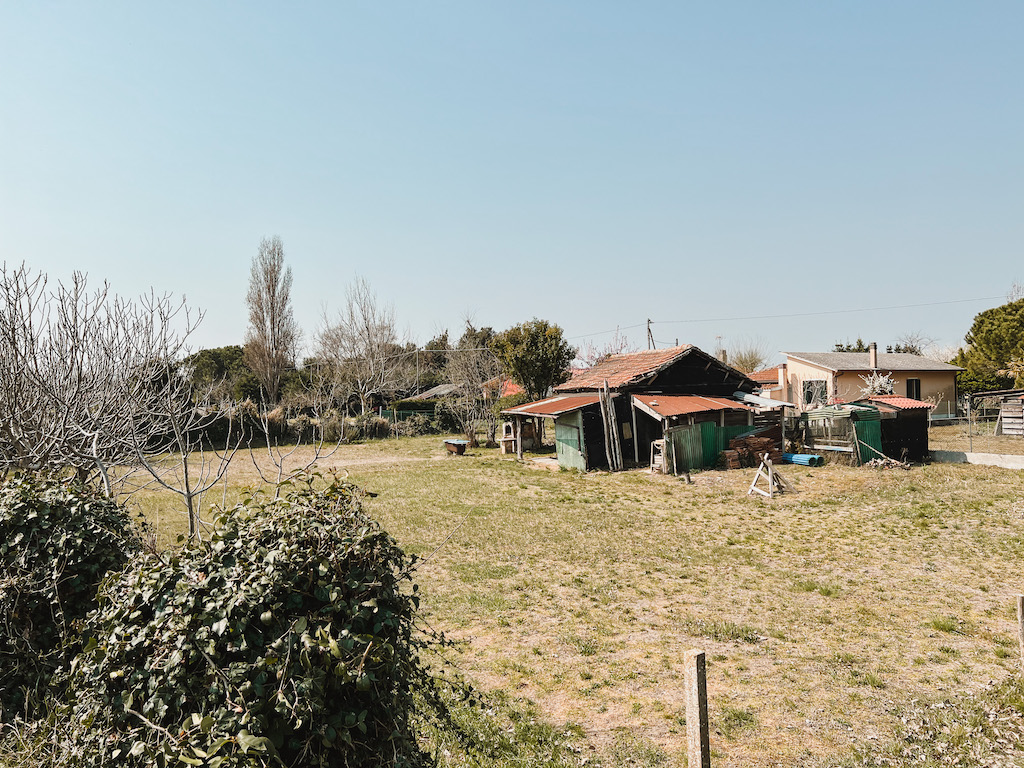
xmin=555 ymin=345 xmax=695 ymax=391
xmin=499 ymin=380 xmax=523 ymax=398
xmin=633 ymin=394 xmax=749 ymax=418
xmin=501 ymin=394 xmax=602 ymax=417
xmin=861 ymin=395 xmax=935 ymax=410
xmin=749 ymin=365 xmax=782 ymax=384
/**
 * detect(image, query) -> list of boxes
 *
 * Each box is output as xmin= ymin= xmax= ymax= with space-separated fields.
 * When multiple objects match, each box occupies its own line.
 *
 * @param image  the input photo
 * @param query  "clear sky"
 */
xmin=2 ymin=3 xmax=1021 ymax=364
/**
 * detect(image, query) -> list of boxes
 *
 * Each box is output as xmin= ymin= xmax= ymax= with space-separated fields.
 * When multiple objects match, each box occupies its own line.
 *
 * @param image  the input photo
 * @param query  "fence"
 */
xmin=380 ymin=408 xmax=434 ymax=422
xmin=663 ymin=423 xmax=759 ymax=474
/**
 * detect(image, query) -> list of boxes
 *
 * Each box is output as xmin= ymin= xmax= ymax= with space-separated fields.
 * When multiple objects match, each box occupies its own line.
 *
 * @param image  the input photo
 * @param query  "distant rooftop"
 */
xmin=784 ymin=351 xmax=962 ymax=373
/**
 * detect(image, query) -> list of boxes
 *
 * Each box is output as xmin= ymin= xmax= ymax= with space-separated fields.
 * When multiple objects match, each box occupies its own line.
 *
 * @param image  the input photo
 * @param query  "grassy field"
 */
xmin=930 ymin=421 xmax=1024 ymax=455
xmin=128 ymin=431 xmax=1024 ymax=767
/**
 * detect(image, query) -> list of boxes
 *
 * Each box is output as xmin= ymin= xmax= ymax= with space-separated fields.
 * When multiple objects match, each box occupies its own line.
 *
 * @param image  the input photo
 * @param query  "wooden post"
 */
xmin=1017 ymin=595 xmax=1024 ymax=669
xmin=516 ymin=415 xmax=523 ymax=460
xmin=684 ymin=649 xmax=711 ymax=768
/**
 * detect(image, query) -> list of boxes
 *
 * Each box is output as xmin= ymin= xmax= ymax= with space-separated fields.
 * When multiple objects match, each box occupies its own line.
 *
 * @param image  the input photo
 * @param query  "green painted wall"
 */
xmin=555 ymin=411 xmax=587 ymax=471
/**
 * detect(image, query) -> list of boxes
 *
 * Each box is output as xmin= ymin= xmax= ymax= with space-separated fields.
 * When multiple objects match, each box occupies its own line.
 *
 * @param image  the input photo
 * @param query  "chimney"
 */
xmin=869 ymin=342 xmax=878 ymax=370
xmin=778 ymin=364 xmax=786 ymax=388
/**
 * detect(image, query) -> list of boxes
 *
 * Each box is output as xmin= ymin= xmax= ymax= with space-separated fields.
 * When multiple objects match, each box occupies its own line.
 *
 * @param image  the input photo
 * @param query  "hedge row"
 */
xmin=0 ymin=475 xmax=449 ymax=767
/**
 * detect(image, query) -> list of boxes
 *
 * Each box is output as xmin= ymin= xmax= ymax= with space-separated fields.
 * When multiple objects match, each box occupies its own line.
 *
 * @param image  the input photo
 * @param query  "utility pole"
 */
xmin=647 ymin=319 xmax=654 ymax=350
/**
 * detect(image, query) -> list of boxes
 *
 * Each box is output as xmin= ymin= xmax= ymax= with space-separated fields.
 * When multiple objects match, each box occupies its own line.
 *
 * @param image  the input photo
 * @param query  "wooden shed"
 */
xmin=851 ymin=395 xmax=934 ymax=462
xmin=502 ymin=344 xmax=787 ymax=473
xmin=501 ymin=394 xmax=612 ymax=471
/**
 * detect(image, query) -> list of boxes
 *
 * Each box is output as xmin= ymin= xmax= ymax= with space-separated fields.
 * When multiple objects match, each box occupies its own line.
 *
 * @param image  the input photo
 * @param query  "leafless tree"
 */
xmin=116 ymin=353 xmax=244 ymax=542
xmin=0 ymin=263 xmax=242 ymax=540
xmin=575 ymin=329 xmax=636 ymax=368
xmin=728 ymin=336 xmax=771 ymax=373
xmin=244 ymin=236 xmax=299 ymax=404
xmin=890 ymin=331 xmax=935 ymax=356
xmin=315 ymin=278 xmax=411 ymax=413
xmin=0 ymin=266 xmax=155 ymax=489
xmin=441 ymin=325 xmax=504 ymax=447
xmin=247 ymin=365 xmax=341 ymax=497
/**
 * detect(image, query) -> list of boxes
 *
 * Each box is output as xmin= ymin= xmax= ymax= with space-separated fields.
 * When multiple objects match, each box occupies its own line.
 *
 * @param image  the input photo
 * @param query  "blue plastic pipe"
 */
xmin=782 ymin=453 xmax=824 ymax=467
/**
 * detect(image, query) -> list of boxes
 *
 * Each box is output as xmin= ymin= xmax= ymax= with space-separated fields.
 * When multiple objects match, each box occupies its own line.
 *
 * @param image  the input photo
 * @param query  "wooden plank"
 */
xmin=684 ymin=649 xmax=711 ymax=768
xmin=631 ymin=399 xmax=639 ymax=465
xmin=1018 ymin=595 xmax=1024 ymax=670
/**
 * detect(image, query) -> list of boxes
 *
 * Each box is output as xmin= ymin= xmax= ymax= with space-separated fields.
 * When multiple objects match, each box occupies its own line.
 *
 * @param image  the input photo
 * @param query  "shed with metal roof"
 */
xmin=502 ymin=345 xmax=783 ymax=472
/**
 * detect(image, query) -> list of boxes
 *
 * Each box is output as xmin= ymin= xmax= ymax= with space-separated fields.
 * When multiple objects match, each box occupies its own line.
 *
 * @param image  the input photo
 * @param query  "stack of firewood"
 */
xmin=719 ymin=449 xmax=743 ymax=469
xmin=720 ymin=434 xmax=783 ymax=469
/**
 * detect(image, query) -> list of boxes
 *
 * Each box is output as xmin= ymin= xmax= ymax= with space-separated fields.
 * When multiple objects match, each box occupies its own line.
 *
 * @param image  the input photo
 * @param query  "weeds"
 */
xmin=607 ymin=729 xmax=667 ymax=767
xmin=681 ymin=616 xmax=763 ymax=644
xmin=718 ymin=705 xmax=757 ymax=738
xmin=835 ymin=676 xmax=1024 ymax=767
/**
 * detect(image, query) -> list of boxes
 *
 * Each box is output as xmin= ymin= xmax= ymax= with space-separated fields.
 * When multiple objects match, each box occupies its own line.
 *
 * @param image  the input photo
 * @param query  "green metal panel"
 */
xmin=555 ymin=411 xmax=587 ymax=471
xmin=665 ymin=424 xmax=703 ymax=473
xmin=699 ymin=422 xmax=718 ymax=466
xmin=852 ymin=420 xmax=885 ymax=463
xmin=698 ymin=422 xmax=751 ymax=467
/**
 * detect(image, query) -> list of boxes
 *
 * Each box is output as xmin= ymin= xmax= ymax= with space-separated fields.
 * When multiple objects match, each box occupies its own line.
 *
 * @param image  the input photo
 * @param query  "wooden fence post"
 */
xmin=1017 ymin=595 xmax=1024 ymax=669
xmin=685 ymin=649 xmax=711 ymax=768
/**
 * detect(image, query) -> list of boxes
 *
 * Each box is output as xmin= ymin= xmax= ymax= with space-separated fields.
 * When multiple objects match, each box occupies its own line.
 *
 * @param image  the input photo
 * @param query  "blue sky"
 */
xmin=2 ymin=3 xmax=1021 ymax=364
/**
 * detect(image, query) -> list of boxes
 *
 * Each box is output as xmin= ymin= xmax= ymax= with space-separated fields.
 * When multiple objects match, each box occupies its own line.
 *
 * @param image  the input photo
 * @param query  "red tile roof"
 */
xmin=749 ymin=366 xmax=782 ymax=384
xmin=633 ymin=394 xmax=749 ymax=418
xmin=862 ymin=395 xmax=935 ymax=410
xmin=555 ymin=345 xmax=695 ymax=391
xmin=499 ymin=380 xmax=523 ymax=398
xmin=501 ymin=394 xmax=602 ymax=417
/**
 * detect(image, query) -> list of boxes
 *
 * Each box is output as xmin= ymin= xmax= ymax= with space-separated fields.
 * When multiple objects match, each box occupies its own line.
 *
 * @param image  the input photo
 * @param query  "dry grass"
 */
xmin=136 ymin=434 xmax=1024 ymax=767
xmin=930 ymin=422 xmax=1024 ymax=455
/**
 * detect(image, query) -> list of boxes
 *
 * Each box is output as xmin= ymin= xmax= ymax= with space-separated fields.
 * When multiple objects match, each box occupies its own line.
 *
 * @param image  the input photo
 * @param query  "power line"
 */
xmin=569 ymin=295 xmax=1001 ymax=340
xmin=650 ymin=295 xmax=1002 ymax=326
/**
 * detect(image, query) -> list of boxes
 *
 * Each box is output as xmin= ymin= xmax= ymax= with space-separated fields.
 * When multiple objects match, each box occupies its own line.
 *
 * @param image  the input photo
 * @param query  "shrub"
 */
xmin=61 ymin=476 xmax=443 ymax=767
xmin=387 ymin=399 xmax=439 ymax=413
xmin=0 ymin=477 xmax=140 ymax=721
xmin=349 ymin=412 xmax=391 ymax=441
xmin=392 ymin=412 xmax=439 ymax=437
xmin=320 ymin=412 xmax=348 ymax=442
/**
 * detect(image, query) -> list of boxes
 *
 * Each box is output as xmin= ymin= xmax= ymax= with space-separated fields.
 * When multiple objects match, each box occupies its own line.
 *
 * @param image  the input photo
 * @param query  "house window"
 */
xmin=906 ymin=378 xmax=921 ymax=400
xmin=802 ymin=379 xmax=827 ymax=407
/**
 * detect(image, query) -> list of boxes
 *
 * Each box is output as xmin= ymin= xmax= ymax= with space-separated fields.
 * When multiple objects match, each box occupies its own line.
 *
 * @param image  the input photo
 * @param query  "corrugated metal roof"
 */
xmin=556 ymin=345 xmax=695 ymax=391
xmin=632 ymin=394 xmax=749 ymax=418
xmin=409 ymin=383 xmax=459 ymax=400
xmin=501 ymin=394 xmax=603 ymax=417
xmin=861 ymin=395 xmax=936 ymax=410
xmin=784 ymin=351 xmax=962 ymax=373
xmin=733 ymin=391 xmax=796 ymax=409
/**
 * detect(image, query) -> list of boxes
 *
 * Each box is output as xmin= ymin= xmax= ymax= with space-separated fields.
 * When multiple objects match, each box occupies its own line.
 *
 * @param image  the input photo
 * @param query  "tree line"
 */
xmin=238 ymin=236 xmax=577 ymax=433
xmin=0 ymin=244 xmax=578 ymax=536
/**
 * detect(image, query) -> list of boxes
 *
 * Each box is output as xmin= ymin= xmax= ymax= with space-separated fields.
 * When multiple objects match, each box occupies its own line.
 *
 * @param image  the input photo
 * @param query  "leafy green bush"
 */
xmin=61 ymin=476 xmax=442 ymax=767
xmin=0 ymin=477 xmax=140 ymax=721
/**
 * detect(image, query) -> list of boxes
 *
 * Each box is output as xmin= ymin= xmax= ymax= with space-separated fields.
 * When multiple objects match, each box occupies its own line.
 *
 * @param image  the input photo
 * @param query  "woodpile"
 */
xmin=720 ymin=432 xmax=783 ymax=469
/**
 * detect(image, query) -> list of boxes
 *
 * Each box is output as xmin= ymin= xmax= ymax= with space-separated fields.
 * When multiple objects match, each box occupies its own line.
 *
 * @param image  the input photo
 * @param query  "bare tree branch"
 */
xmin=315 ymin=278 xmax=412 ymax=414
xmin=244 ymin=236 xmax=299 ymax=404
